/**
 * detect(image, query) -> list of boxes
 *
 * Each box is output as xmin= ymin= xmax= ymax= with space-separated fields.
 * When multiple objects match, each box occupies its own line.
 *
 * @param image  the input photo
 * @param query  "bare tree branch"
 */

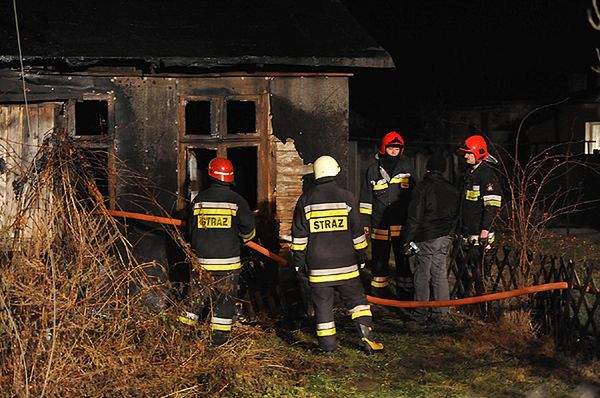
xmin=589 ymin=0 xmax=600 ymax=71
xmin=588 ymin=0 xmax=600 ymax=30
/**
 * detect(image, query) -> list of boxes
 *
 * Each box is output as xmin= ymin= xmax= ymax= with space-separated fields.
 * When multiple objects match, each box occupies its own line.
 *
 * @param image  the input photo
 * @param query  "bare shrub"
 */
xmin=588 ymin=0 xmax=600 ymax=72
xmin=0 ymin=129 xmax=291 ymax=397
xmin=491 ymin=102 xmax=600 ymax=288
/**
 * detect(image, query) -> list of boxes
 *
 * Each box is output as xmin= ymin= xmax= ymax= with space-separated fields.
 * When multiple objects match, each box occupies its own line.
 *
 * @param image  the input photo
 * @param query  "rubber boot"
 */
xmin=370 ymin=275 xmax=395 ymax=299
xmin=317 ymin=335 xmax=336 ymax=355
xmin=355 ymin=323 xmax=384 ymax=355
xmin=211 ymin=331 xmax=229 ymax=346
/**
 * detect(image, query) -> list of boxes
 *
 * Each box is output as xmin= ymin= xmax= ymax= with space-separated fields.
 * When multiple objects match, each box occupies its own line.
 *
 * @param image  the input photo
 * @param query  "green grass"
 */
xmin=224 ymin=306 xmax=598 ymax=398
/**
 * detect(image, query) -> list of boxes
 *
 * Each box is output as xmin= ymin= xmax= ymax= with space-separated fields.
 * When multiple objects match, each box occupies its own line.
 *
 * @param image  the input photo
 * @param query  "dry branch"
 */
xmin=0 ymin=129 xmax=291 ymax=397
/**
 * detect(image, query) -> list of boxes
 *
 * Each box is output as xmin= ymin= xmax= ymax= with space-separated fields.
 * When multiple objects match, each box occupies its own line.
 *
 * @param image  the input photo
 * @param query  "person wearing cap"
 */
xmin=402 ymin=152 xmax=459 ymax=328
xmin=291 ymin=155 xmax=383 ymax=355
xmin=359 ymin=131 xmax=415 ymax=300
xmin=458 ymin=135 xmax=502 ymax=294
xmin=186 ymin=157 xmax=256 ymax=345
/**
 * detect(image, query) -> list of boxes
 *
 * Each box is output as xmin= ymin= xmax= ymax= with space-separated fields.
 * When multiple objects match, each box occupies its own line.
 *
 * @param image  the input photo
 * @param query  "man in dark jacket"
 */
xmin=403 ymin=153 xmax=459 ymax=326
xmin=187 ymin=157 xmax=256 ymax=345
xmin=359 ymin=131 xmax=415 ymax=299
xmin=292 ymin=155 xmax=383 ymax=355
xmin=458 ymin=135 xmax=502 ymax=294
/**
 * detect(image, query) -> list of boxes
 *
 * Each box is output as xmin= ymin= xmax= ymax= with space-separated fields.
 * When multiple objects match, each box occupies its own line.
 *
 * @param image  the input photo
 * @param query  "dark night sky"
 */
xmin=341 ymin=0 xmax=600 ymax=123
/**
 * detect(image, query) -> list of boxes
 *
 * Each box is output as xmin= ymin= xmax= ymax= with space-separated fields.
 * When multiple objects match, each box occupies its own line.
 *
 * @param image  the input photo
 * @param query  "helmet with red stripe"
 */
xmin=208 ymin=157 xmax=234 ymax=183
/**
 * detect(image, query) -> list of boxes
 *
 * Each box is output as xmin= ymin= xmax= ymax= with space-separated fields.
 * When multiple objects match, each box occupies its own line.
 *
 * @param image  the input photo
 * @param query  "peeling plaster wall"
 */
xmin=272 ymin=137 xmax=312 ymax=241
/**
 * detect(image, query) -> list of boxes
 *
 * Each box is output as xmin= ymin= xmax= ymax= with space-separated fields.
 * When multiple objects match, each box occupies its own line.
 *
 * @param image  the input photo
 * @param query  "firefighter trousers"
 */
xmin=456 ymin=243 xmax=493 ymax=296
xmin=208 ymin=272 xmax=239 ymax=337
xmin=371 ymin=237 xmax=413 ymax=300
xmin=310 ymin=277 xmax=372 ymax=352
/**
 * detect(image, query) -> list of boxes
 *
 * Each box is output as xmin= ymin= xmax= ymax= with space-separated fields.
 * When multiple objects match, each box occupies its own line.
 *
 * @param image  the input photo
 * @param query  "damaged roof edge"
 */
xmin=0 ymin=54 xmax=395 ymax=70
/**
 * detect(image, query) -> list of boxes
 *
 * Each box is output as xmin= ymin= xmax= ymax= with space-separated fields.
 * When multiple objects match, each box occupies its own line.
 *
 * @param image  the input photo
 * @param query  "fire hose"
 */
xmin=90 ymin=209 xmax=288 ymax=265
xmin=91 ymin=209 xmax=596 ymax=307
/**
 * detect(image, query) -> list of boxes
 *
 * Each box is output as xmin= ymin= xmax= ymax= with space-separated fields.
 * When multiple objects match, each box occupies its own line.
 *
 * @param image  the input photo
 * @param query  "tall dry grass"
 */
xmin=0 ymin=130 xmax=290 ymax=397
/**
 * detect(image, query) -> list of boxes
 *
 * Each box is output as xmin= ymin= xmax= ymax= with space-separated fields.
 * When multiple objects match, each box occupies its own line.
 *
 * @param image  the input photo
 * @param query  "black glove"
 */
xmin=291 ymin=252 xmax=307 ymax=275
xmin=403 ymin=241 xmax=420 ymax=257
xmin=356 ymin=250 xmax=367 ymax=269
xmin=294 ymin=262 xmax=307 ymax=275
xmin=479 ymin=236 xmax=489 ymax=249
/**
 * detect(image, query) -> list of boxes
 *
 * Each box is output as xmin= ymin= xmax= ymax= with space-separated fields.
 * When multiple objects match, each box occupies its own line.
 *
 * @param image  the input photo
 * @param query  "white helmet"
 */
xmin=313 ymin=155 xmax=341 ymax=179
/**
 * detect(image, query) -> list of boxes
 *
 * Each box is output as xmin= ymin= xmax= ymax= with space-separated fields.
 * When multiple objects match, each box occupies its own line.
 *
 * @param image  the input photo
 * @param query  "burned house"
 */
xmin=0 ymin=1 xmax=393 ymax=295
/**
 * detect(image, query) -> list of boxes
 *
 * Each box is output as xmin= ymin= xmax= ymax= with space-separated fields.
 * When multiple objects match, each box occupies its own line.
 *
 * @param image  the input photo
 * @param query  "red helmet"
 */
xmin=459 ymin=135 xmax=489 ymax=161
xmin=208 ymin=157 xmax=234 ymax=183
xmin=379 ymin=131 xmax=405 ymax=155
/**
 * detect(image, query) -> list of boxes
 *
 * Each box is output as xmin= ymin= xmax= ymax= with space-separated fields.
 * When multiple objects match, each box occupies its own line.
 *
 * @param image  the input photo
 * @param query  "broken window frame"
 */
xmin=225 ymin=97 xmax=259 ymax=136
xmin=177 ymin=94 xmax=270 ymax=213
xmin=182 ymin=96 xmax=215 ymax=137
xmin=67 ymin=94 xmax=116 ymax=209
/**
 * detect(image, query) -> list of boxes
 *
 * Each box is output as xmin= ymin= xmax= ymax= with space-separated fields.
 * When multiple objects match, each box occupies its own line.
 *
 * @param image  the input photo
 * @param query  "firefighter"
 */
xmin=291 ymin=155 xmax=383 ymax=355
xmin=359 ymin=131 xmax=415 ymax=299
xmin=458 ymin=135 xmax=502 ymax=294
xmin=186 ymin=157 xmax=256 ymax=345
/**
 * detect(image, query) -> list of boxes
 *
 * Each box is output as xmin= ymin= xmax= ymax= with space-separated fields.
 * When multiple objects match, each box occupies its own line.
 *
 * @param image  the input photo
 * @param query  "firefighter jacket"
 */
xmin=291 ymin=177 xmax=368 ymax=287
xmin=187 ymin=182 xmax=256 ymax=273
xmin=461 ymin=161 xmax=502 ymax=237
xmin=404 ymin=171 xmax=459 ymax=243
xmin=359 ymin=156 xmax=414 ymax=240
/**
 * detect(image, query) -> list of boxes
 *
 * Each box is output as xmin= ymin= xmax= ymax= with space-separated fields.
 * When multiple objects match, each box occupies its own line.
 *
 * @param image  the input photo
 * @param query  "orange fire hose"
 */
xmin=90 ymin=209 xmax=288 ymax=266
xmin=92 ymin=209 xmax=184 ymax=226
xmin=92 ymin=209 xmax=596 ymax=307
xmin=366 ymin=282 xmax=569 ymax=308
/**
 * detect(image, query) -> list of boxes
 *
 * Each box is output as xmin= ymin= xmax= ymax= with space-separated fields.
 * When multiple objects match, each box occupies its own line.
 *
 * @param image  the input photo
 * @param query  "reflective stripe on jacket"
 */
xmin=187 ymin=182 xmax=256 ymax=273
xmin=291 ymin=178 xmax=367 ymax=286
xmin=359 ymin=157 xmax=415 ymax=232
xmin=461 ymin=162 xmax=502 ymax=236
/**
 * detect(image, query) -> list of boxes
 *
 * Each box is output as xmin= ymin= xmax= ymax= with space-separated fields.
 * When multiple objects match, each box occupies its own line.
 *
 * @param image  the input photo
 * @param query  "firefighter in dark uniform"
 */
xmin=186 ymin=157 xmax=256 ymax=345
xmin=359 ymin=131 xmax=415 ymax=299
xmin=458 ymin=135 xmax=502 ymax=294
xmin=291 ymin=155 xmax=383 ymax=355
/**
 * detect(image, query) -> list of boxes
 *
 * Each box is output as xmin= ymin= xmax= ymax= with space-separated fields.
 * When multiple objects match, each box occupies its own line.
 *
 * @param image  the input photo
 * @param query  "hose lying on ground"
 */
xmin=366 ymin=282 xmax=569 ymax=308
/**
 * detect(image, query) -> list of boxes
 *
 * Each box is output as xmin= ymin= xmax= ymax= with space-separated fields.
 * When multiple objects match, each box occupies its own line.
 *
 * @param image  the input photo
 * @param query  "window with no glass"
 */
xmin=75 ymin=100 xmax=108 ymax=136
xmin=227 ymin=146 xmax=258 ymax=210
xmin=185 ymin=100 xmax=212 ymax=136
xmin=227 ymin=100 xmax=256 ymax=134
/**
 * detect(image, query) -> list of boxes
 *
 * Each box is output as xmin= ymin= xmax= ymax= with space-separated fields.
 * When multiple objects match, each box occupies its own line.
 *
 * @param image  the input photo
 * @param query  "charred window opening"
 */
xmin=177 ymin=94 xmax=267 ymax=214
xmin=227 ymin=146 xmax=257 ymax=210
xmin=75 ymin=148 xmax=110 ymax=206
xmin=75 ymin=100 xmax=108 ymax=135
xmin=187 ymin=147 xmax=216 ymax=201
xmin=227 ymin=100 xmax=256 ymax=135
xmin=185 ymin=101 xmax=211 ymax=135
